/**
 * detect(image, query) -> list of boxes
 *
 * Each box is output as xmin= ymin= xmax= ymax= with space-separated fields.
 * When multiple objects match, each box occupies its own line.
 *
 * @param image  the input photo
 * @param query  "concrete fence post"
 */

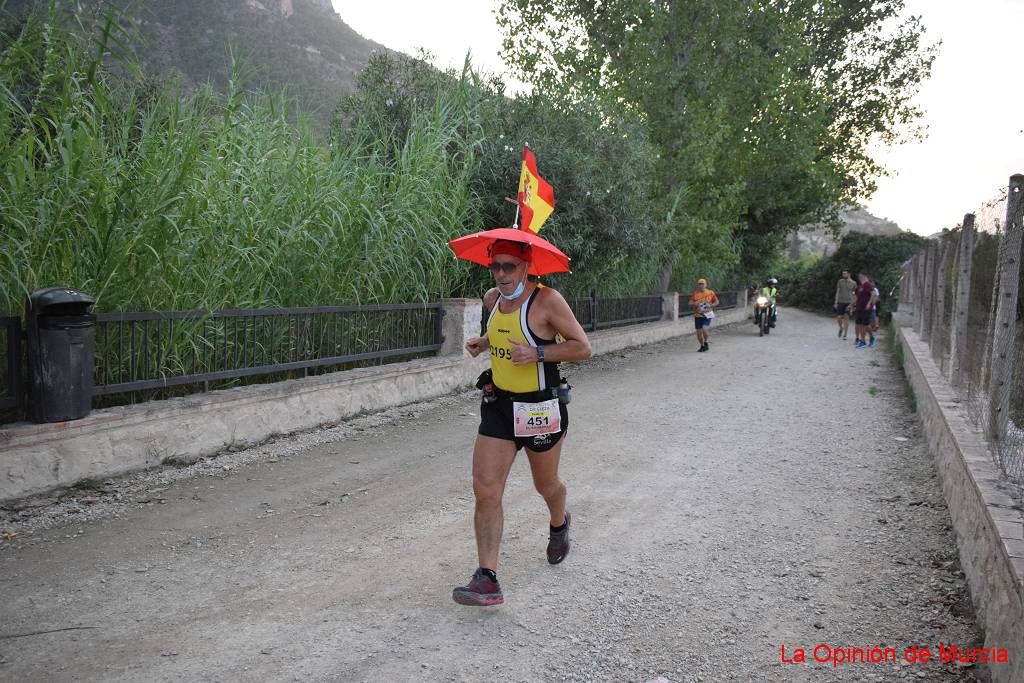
xmin=899 ymin=259 xmax=911 ymax=307
xmin=661 ymin=292 xmax=679 ymax=321
xmin=920 ymin=240 xmax=938 ymax=343
xmin=916 ymin=252 xmax=927 ymax=328
xmin=951 ymin=215 xmax=975 ymax=387
xmin=905 ymin=254 xmax=919 ymax=313
xmin=987 ymin=174 xmax=1024 ymax=441
xmin=928 ymin=239 xmax=942 ymax=344
xmin=913 ymin=254 xmax=922 ymax=304
xmin=914 ymin=248 xmax=927 ymax=334
xmin=930 ymin=236 xmax=952 ymax=357
xmin=439 ymin=298 xmax=483 ymax=357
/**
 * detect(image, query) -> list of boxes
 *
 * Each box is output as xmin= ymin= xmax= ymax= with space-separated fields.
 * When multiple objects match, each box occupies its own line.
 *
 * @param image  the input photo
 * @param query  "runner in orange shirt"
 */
xmin=688 ymin=278 xmax=720 ymax=353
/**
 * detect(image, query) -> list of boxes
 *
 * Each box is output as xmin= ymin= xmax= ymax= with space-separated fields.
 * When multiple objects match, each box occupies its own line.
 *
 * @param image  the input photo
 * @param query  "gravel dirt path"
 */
xmin=0 ymin=308 xmax=987 ymax=682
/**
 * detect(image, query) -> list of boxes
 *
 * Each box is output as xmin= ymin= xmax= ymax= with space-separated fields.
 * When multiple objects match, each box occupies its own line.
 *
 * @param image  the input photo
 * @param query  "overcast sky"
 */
xmin=332 ymin=0 xmax=1023 ymax=236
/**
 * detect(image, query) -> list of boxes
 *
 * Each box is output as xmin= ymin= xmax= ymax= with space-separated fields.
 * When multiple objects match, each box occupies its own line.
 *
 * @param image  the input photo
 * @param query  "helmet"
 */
xmin=767 ymin=278 xmax=778 ymax=285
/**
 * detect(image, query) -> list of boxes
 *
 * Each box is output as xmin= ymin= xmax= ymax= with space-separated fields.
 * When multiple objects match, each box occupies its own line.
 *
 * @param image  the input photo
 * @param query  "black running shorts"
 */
xmin=478 ymin=396 xmax=569 ymax=453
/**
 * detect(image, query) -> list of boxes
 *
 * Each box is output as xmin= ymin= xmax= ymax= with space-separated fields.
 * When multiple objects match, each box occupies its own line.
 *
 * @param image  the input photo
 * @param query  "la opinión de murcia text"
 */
xmin=779 ymin=643 xmax=1009 ymax=668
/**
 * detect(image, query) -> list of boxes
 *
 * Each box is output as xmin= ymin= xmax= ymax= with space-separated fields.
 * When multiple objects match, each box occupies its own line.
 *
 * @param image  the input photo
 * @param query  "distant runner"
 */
xmin=689 ymin=278 xmax=720 ymax=353
xmin=454 ymin=239 xmax=592 ymax=606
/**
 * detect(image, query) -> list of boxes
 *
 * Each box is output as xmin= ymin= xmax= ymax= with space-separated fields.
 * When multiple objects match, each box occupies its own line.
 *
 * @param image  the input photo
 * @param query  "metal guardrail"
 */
xmin=481 ymin=294 xmax=665 ymax=334
xmin=717 ymin=291 xmax=740 ymax=310
xmin=93 ymin=304 xmax=443 ymax=396
xmin=0 ymin=316 xmax=21 ymax=411
xmin=678 ymin=290 xmax=741 ymax=316
xmin=567 ymin=295 xmax=664 ymax=332
xmin=6 ymin=290 xmax=746 ymax=415
xmin=480 ymin=291 xmax=744 ymax=332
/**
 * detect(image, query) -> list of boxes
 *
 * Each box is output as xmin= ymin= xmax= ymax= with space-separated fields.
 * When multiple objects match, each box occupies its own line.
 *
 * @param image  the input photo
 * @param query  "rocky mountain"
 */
xmin=3 ymin=0 xmax=387 ymax=123
xmin=788 ymin=207 xmax=903 ymax=259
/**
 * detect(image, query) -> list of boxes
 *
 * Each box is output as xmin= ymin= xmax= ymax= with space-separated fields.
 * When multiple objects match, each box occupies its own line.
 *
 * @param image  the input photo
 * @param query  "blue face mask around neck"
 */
xmin=500 ymin=279 xmax=526 ymax=301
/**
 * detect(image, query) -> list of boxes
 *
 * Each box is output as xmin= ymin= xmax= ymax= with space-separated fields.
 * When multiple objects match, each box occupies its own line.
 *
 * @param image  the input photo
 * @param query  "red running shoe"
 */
xmin=547 ymin=510 xmax=572 ymax=564
xmin=452 ymin=569 xmax=504 ymax=606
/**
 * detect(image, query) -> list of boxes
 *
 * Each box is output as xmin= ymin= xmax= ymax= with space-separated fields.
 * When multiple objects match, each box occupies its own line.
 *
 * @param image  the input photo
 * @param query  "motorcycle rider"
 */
xmin=755 ymin=278 xmax=779 ymax=328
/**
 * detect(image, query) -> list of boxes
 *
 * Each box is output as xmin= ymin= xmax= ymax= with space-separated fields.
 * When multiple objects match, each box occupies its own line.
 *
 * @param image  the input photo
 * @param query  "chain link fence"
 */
xmin=902 ymin=174 xmax=1024 ymax=491
xmin=964 ymin=231 xmax=999 ymax=430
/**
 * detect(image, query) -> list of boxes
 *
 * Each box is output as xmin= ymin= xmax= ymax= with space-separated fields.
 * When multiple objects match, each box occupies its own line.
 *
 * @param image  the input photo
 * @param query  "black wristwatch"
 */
xmin=536 ymin=345 xmax=545 ymax=362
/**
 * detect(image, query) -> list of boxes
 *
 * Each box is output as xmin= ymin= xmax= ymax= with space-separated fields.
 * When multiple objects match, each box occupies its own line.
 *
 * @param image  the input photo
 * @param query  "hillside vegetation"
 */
xmin=2 ymin=0 xmax=379 ymax=124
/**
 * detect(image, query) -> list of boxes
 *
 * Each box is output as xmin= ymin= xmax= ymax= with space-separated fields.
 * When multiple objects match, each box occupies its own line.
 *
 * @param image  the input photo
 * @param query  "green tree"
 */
xmin=496 ymin=0 xmax=935 ymax=285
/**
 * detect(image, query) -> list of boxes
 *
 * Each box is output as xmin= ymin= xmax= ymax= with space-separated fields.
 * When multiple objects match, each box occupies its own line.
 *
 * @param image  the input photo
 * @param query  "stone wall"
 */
xmin=893 ymin=312 xmax=1024 ymax=683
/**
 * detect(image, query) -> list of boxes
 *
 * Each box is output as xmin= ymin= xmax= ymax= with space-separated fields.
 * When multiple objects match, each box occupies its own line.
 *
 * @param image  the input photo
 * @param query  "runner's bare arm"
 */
xmin=465 ymin=289 xmax=497 ymax=357
xmin=510 ymin=288 xmax=591 ymax=364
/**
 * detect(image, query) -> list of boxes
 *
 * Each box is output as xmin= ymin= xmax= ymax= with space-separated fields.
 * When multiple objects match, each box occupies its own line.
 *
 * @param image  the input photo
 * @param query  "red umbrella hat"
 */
xmin=448 ymin=227 xmax=570 ymax=276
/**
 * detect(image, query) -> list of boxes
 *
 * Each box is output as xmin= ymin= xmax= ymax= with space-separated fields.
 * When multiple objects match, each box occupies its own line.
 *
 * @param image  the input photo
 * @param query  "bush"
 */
xmin=772 ymin=254 xmax=819 ymax=301
xmin=777 ymin=232 xmax=926 ymax=313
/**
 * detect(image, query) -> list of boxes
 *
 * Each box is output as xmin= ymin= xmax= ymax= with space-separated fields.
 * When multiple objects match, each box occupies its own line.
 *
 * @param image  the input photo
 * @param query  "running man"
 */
xmin=834 ymin=269 xmax=856 ymax=340
xmin=454 ymin=239 xmax=592 ymax=606
xmin=689 ymin=278 xmax=720 ymax=352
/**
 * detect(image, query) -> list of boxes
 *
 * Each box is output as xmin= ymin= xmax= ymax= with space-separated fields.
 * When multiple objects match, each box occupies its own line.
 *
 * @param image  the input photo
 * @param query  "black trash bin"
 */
xmin=25 ymin=288 xmax=96 ymax=423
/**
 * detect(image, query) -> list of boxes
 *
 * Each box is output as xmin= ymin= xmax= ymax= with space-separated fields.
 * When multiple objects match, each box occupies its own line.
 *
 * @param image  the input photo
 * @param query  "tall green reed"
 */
xmin=0 ymin=9 xmax=484 ymax=315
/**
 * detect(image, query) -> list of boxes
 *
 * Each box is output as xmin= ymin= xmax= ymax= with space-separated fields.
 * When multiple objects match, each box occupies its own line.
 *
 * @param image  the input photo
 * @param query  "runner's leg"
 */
xmin=472 ymin=434 xmax=518 ymax=571
xmin=526 ymin=441 xmax=567 ymax=527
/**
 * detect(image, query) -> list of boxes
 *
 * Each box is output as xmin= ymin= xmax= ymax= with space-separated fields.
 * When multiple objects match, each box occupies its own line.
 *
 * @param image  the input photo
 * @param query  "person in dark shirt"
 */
xmin=853 ymin=273 xmax=875 ymax=349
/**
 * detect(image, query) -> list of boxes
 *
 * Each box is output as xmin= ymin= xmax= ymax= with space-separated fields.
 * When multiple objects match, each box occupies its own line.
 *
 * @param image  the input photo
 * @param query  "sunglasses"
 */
xmin=488 ymin=261 xmax=522 ymax=274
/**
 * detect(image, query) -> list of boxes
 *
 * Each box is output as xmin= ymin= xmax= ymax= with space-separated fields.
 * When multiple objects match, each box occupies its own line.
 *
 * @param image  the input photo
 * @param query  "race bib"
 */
xmin=513 ymin=398 xmax=561 ymax=437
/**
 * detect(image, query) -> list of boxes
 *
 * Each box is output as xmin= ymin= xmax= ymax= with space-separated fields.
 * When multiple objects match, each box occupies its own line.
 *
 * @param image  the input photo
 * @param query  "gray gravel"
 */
xmin=0 ymin=308 xmax=987 ymax=681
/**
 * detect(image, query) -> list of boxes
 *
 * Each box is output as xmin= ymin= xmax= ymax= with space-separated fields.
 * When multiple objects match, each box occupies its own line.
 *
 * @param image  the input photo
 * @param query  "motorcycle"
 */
xmin=753 ymin=296 xmax=774 ymax=336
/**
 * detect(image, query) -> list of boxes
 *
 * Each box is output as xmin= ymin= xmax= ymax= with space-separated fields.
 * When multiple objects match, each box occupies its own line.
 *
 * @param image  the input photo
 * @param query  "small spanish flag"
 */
xmin=517 ymin=146 xmax=555 ymax=234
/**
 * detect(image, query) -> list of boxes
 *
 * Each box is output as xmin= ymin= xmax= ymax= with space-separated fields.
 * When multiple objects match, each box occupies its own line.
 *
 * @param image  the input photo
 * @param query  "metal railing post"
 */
xmin=590 ymin=290 xmax=598 ymax=333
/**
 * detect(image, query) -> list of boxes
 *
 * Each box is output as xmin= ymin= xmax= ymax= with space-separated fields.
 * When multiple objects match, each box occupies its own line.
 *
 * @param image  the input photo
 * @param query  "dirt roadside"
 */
xmin=0 ymin=309 xmax=987 ymax=682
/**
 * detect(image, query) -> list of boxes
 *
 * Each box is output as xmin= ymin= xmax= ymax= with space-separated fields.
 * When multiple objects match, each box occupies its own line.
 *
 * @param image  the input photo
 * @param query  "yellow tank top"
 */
xmin=487 ymin=287 xmax=559 ymax=393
